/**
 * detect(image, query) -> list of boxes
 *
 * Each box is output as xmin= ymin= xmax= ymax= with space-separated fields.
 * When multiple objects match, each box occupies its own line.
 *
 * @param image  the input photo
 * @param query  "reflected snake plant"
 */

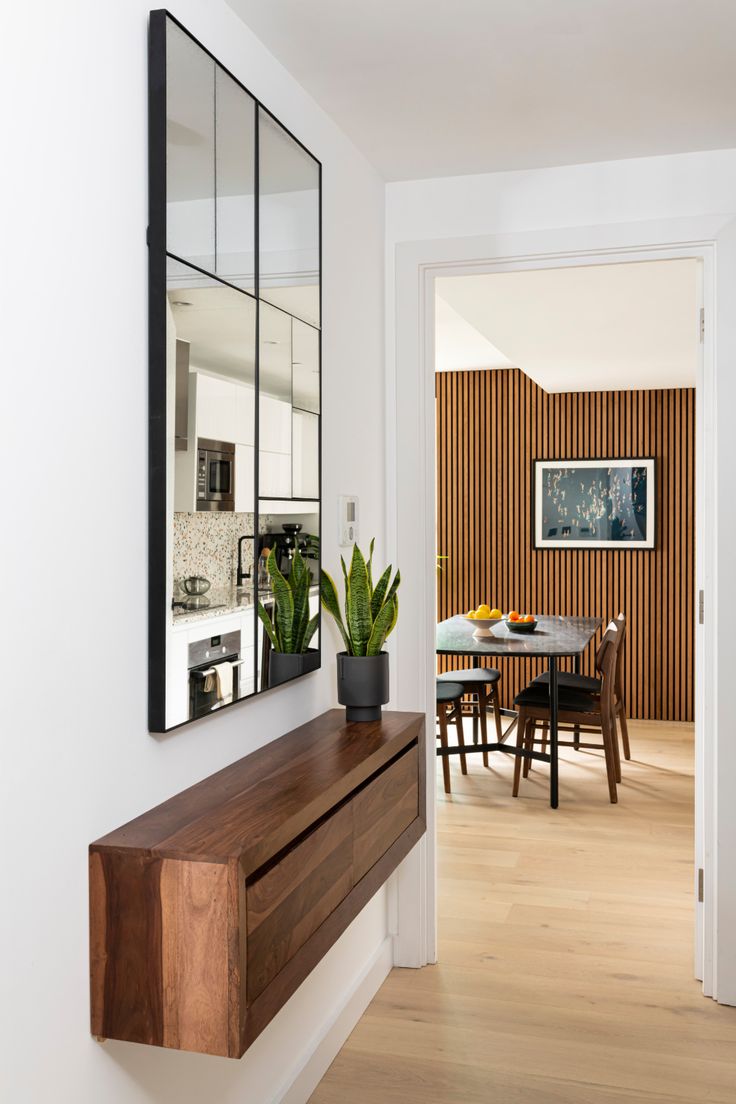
xmin=320 ymin=540 xmax=400 ymax=656
xmin=258 ymin=548 xmax=319 ymax=654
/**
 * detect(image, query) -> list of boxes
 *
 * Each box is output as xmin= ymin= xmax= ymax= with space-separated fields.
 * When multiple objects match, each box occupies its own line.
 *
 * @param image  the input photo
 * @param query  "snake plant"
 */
xmin=321 ymin=540 xmax=400 ymax=656
xmin=258 ymin=548 xmax=319 ymax=654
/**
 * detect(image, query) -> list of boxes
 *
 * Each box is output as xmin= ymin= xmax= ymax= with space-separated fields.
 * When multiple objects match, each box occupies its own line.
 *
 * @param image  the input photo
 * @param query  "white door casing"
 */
xmin=388 ymin=214 xmax=734 ymax=1003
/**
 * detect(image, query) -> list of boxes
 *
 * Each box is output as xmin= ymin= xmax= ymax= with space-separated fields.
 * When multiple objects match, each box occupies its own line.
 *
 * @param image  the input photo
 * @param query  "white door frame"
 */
xmin=388 ymin=214 xmax=736 ymax=1003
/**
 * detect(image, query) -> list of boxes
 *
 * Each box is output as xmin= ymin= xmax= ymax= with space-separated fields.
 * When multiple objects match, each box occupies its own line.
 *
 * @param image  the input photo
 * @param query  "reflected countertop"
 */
xmin=171 ymin=582 xmax=318 ymax=626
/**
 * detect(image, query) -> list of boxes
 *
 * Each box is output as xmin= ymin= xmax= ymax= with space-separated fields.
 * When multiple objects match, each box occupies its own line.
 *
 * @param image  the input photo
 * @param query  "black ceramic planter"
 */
xmin=269 ymin=648 xmax=320 ymax=689
xmin=336 ymin=651 xmax=390 ymax=722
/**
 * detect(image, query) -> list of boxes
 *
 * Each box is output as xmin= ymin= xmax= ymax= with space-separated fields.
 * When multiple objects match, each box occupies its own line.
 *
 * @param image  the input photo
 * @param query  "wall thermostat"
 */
xmin=338 ymin=495 xmax=359 ymax=547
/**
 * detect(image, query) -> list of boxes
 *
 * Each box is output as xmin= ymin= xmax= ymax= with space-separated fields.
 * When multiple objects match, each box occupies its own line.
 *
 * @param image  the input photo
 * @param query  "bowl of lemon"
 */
xmin=464 ymin=604 xmax=503 ymax=638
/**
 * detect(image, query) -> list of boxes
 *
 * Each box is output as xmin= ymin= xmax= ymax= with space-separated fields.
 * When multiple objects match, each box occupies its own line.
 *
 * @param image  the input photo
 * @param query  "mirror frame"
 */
xmin=148 ymin=10 xmax=322 ymax=732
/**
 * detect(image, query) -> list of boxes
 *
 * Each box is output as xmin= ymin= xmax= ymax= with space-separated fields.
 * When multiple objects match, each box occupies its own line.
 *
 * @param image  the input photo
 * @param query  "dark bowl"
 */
xmin=506 ymin=618 xmax=538 ymax=633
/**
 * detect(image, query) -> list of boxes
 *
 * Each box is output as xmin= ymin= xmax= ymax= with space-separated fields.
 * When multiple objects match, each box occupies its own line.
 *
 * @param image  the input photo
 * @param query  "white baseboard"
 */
xmin=273 ymin=936 xmax=394 ymax=1104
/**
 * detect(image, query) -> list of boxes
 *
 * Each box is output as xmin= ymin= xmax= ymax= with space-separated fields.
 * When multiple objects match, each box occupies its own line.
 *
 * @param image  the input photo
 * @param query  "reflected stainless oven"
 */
xmin=188 ymin=630 xmax=243 ymax=720
xmin=197 ymin=438 xmax=235 ymax=511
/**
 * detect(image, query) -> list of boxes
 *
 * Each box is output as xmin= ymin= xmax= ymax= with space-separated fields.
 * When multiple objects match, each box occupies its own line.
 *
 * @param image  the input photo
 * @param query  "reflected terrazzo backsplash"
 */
xmin=173 ymin=512 xmax=273 ymax=594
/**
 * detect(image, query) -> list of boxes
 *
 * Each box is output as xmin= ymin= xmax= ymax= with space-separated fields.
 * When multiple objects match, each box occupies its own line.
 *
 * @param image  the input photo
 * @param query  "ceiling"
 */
xmin=226 ymin=0 xmax=736 ymax=181
xmin=435 ymin=259 xmax=700 ymax=392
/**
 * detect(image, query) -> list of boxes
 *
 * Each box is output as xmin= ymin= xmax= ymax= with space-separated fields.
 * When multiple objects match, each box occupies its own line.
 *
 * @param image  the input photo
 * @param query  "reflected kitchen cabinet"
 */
xmin=292 ymin=410 xmax=319 ymax=500
xmin=234 ymin=444 xmax=255 ymax=513
xmin=292 ymin=320 xmax=320 ymax=414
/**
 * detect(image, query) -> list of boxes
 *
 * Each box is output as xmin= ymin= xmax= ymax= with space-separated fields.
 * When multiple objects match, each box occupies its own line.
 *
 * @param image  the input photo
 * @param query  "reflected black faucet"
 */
xmin=237 ymin=535 xmax=254 ymax=588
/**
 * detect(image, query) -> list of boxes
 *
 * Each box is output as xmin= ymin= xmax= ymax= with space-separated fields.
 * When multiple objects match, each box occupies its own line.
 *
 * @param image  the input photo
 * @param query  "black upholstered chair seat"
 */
xmin=436 ymin=680 xmax=466 ymax=703
xmin=532 ymin=670 xmax=601 ymax=694
xmin=514 ymin=685 xmax=599 ymax=714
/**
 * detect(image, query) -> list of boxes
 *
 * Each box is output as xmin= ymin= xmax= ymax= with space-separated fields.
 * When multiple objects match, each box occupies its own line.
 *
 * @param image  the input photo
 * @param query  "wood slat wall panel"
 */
xmin=436 ymin=369 xmax=695 ymax=721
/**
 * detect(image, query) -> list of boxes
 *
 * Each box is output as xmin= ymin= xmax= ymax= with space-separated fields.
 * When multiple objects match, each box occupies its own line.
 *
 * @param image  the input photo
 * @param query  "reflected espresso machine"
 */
xmin=268 ymin=524 xmax=318 ymax=580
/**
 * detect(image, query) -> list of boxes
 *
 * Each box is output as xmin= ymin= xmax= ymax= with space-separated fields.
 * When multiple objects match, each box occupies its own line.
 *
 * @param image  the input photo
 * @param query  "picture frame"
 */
xmin=534 ymin=458 xmax=656 ymax=550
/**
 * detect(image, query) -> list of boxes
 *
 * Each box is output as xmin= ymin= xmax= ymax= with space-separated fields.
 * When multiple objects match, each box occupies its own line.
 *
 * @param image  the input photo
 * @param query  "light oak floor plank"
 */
xmin=309 ymin=721 xmax=736 ymax=1104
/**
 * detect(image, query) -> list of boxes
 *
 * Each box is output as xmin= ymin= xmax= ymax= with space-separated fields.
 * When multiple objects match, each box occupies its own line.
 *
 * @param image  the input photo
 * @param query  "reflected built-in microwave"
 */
xmin=196 ymin=438 xmax=235 ymax=511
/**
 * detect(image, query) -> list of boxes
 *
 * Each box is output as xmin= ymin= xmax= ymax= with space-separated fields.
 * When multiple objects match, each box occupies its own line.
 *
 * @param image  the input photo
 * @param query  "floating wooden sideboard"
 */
xmin=89 ymin=709 xmax=425 ymax=1058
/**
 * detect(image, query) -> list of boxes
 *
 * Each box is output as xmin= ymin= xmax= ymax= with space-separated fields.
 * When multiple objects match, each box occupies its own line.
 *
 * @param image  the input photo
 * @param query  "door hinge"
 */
xmin=698 ymin=867 xmax=704 ymax=903
xmin=698 ymin=590 xmax=704 ymax=625
xmin=700 ymin=307 xmax=705 ymax=343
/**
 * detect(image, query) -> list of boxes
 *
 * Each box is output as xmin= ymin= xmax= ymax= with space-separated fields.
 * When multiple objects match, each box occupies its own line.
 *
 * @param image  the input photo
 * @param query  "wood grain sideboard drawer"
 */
xmin=246 ymin=802 xmax=354 ymax=1003
xmin=353 ymin=744 xmax=419 ymax=882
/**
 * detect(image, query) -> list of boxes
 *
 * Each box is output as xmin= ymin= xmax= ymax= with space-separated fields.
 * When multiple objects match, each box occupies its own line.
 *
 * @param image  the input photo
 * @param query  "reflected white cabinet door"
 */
xmin=235 ymin=385 xmax=255 ymax=446
xmin=292 ymin=409 xmax=319 ymax=499
xmin=260 ymin=451 xmax=291 ymax=498
xmin=260 ymin=394 xmax=292 ymax=454
xmin=196 ymin=373 xmax=240 ymax=443
xmin=234 ymin=444 xmax=255 ymax=512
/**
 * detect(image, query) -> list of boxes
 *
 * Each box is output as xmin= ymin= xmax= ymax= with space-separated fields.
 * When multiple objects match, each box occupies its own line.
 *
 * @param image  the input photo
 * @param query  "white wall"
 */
xmin=386 ymin=148 xmax=736 ymax=244
xmin=0 ymin=2 xmax=386 ymax=1102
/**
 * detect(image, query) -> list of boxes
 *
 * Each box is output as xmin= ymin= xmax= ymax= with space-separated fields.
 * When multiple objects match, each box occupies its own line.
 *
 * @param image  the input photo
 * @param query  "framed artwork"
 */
xmin=534 ymin=458 xmax=655 ymax=549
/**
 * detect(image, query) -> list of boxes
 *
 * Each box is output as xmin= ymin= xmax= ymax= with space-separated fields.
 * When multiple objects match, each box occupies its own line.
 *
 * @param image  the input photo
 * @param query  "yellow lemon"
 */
xmin=476 ymin=604 xmax=491 ymax=618
xmin=466 ymin=610 xmax=476 ymax=619
xmin=490 ymin=608 xmax=502 ymax=619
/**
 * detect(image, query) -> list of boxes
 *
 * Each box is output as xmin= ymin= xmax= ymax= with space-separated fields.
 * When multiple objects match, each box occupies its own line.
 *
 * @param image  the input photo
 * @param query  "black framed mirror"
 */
xmin=148 ymin=11 xmax=321 ymax=732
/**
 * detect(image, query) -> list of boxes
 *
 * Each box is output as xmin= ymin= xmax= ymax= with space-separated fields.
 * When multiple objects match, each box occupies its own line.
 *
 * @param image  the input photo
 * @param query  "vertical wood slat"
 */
xmin=435 ymin=369 xmax=695 ymax=721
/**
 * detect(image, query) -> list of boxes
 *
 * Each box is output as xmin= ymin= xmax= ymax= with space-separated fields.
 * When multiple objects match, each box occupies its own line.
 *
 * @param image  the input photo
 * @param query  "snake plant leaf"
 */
xmin=320 ymin=569 xmax=352 ymax=653
xmin=303 ymin=613 xmax=319 ymax=649
xmin=347 ymin=543 xmax=372 ymax=656
xmin=267 ymin=548 xmax=294 ymax=652
xmin=290 ymin=554 xmax=310 ymax=653
xmin=366 ymin=596 xmax=395 ymax=656
xmin=386 ymin=593 xmax=399 ymax=639
xmin=289 ymin=548 xmax=305 ymax=591
xmin=366 ymin=537 xmax=375 ymax=596
xmin=258 ymin=600 xmax=281 ymax=652
xmin=370 ymin=564 xmax=392 ymax=622
xmin=384 ymin=568 xmax=401 ymax=610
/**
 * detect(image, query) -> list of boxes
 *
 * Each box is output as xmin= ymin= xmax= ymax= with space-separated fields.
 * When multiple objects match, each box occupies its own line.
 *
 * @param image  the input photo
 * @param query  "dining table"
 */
xmin=436 ymin=614 xmax=602 ymax=808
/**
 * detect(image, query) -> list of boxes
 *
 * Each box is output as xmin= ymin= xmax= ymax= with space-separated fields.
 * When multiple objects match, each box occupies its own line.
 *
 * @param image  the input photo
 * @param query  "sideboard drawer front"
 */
xmin=353 ymin=744 xmax=419 ymax=882
xmin=246 ymin=802 xmax=354 ymax=1003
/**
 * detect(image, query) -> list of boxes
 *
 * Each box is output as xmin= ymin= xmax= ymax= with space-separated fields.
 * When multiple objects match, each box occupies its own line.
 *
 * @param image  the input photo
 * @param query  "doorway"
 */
xmin=387 ymin=221 xmax=722 ymax=1001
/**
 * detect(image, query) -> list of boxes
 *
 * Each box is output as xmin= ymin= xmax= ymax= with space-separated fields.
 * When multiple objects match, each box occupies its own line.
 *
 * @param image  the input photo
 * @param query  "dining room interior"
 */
xmin=424 ymin=256 xmax=704 ymax=1084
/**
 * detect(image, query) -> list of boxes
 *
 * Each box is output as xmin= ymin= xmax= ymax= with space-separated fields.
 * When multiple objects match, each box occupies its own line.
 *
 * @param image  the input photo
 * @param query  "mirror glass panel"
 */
xmin=292 ymin=319 xmax=320 ymax=414
xmin=166 ymin=22 xmax=215 ymax=271
xmin=215 ymin=68 xmax=256 ymax=290
xmin=151 ymin=14 xmax=321 ymax=731
xmin=258 ymin=109 xmax=320 ymax=327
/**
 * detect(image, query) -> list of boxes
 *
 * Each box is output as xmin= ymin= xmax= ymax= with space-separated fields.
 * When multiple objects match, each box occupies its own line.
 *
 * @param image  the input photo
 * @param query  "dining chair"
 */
xmin=511 ymin=621 xmax=621 ymax=803
xmin=436 ymin=679 xmax=467 ymax=794
xmin=530 ymin=613 xmax=630 ymax=760
xmin=437 ymin=666 xmax=503 ymax=767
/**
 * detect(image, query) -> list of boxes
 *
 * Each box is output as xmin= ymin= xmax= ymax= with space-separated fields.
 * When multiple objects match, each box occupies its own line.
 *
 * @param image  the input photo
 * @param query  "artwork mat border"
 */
xmin=533 ymin=456 xmax=656 ymax=550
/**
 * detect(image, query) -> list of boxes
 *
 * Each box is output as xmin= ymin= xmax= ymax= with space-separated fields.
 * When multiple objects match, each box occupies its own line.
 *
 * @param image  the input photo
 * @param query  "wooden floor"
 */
xmin=309 ymin=721 xmax=736 ymax=1103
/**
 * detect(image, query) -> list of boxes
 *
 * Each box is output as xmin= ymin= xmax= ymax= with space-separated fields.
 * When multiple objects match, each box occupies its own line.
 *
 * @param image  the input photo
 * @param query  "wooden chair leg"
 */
xmin=454 ymin=700 xmax=468 ymax=775
xmin=610 ymin=706 xmax=622 ymax=784
xmin=601 ymin=710 xmax=618 ymax=804
xmin=540 ymin=721 xmax=548 ymax=756
xmin=523 ymin=718 xmax=536 ymax=778
xmin=490 ymin=683 xmax=503 ymax=741
xmin=437 ymin=705 xmax=451 ymax=794
xmin=617 ymin=699 xmax=631 ymax=760
xmin=477 ymin=686 xmax=489 ymax=767
xmin=512 ymin=708 xmax=527 ymax=797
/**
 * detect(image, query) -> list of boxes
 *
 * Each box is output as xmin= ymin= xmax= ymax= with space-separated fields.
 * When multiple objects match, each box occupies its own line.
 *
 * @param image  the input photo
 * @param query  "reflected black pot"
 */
xmin=336 ymin=652 xmax=390 ymax=723
xmin=269 ymin=648 xmax=320 ymax=689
